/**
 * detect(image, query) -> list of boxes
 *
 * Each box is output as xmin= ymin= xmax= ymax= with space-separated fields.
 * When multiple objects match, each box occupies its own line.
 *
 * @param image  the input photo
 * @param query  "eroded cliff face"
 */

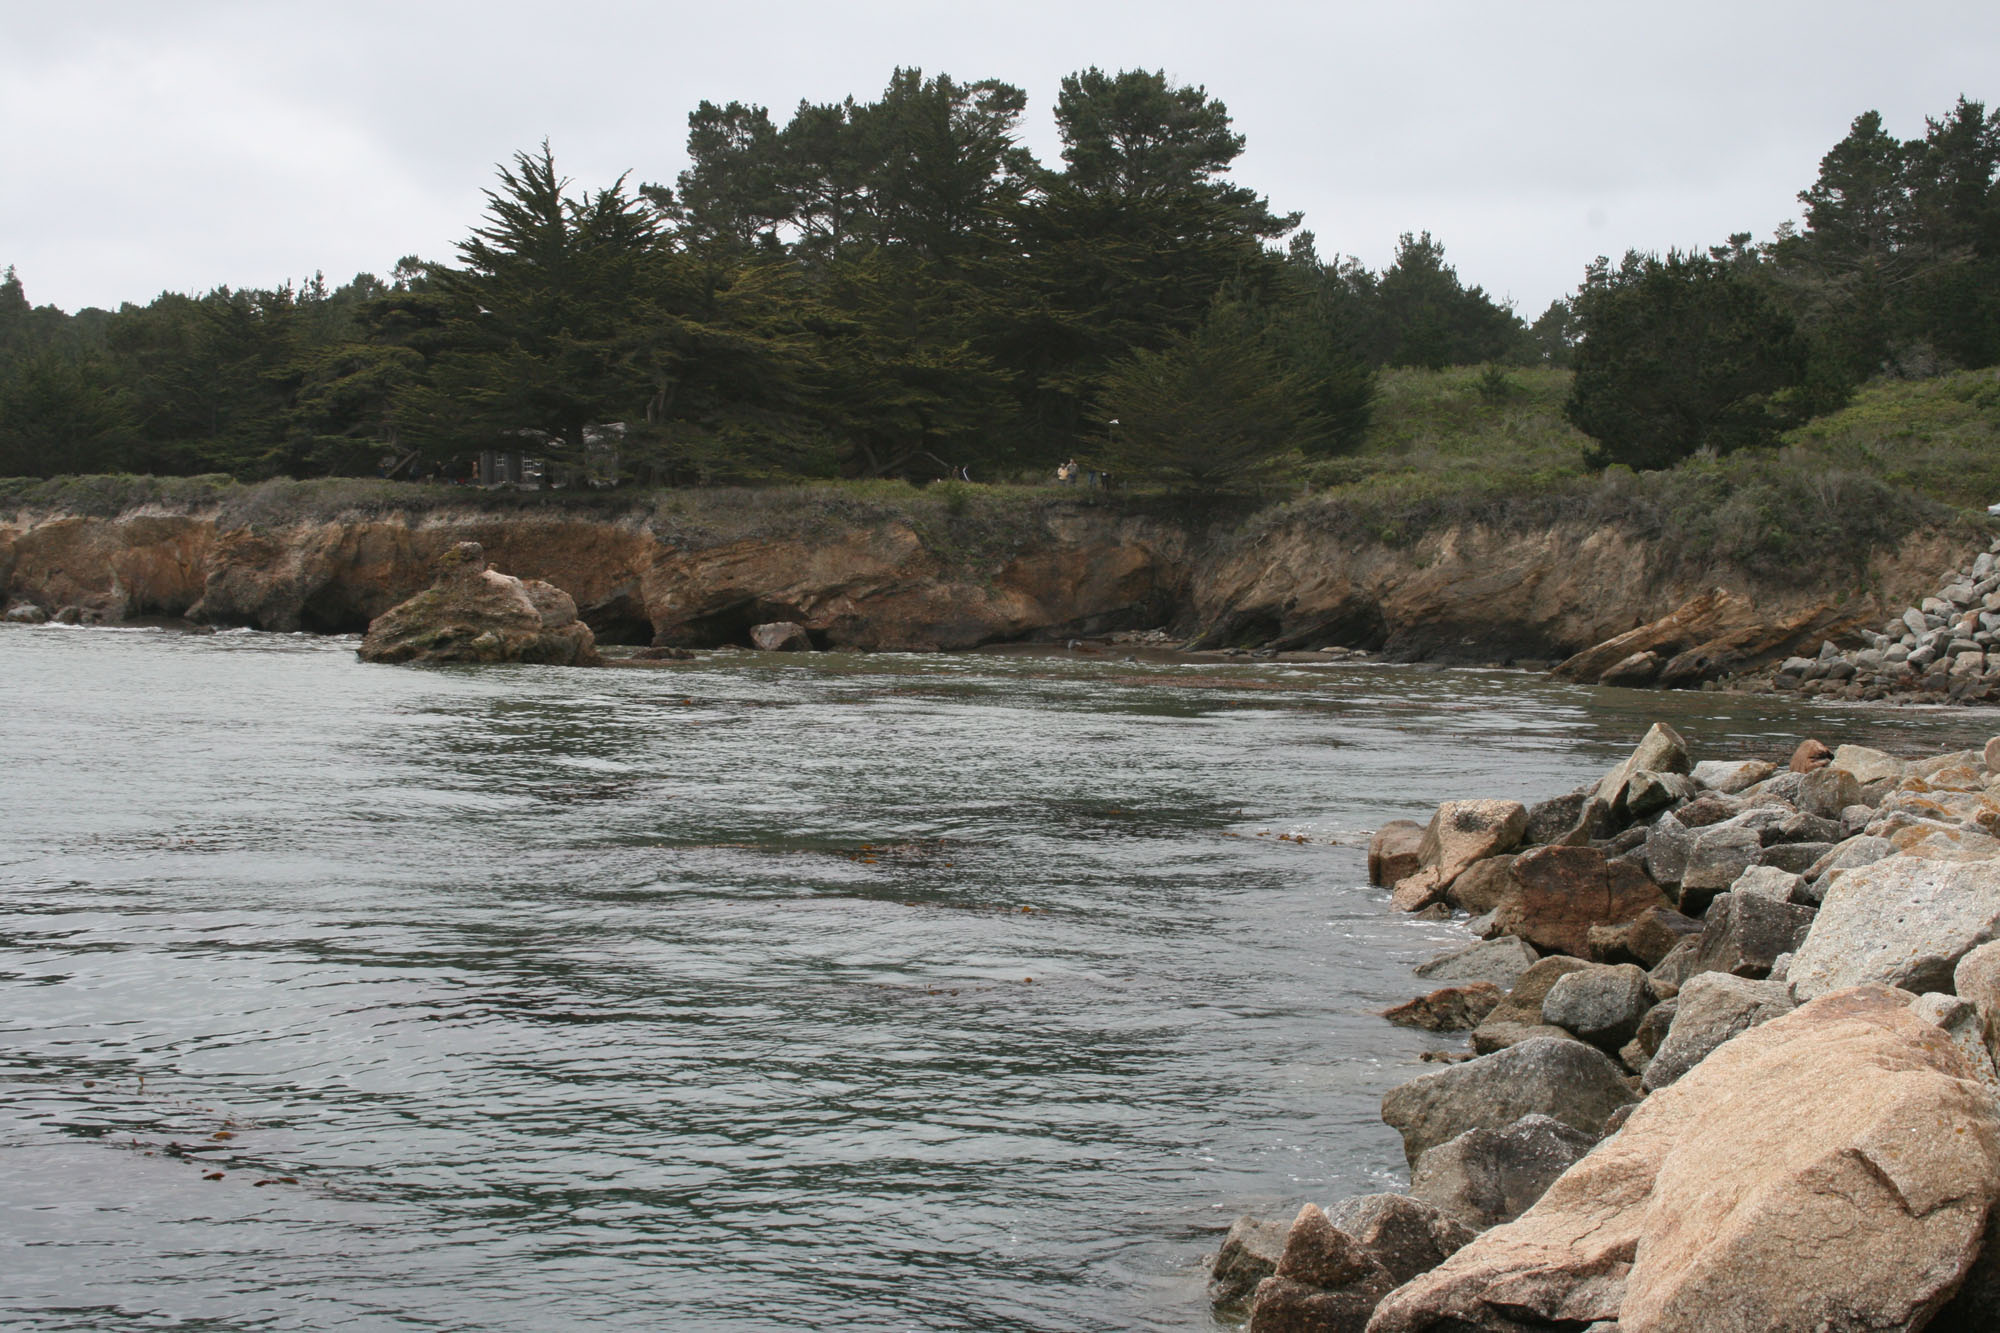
xmin=1186 ymin=516 xmax=1964 ymax=672
xmin=0 ymin=497 xmax=1968 ymax=674
xmin=0 ymin=502 xmax=1187 ymax=650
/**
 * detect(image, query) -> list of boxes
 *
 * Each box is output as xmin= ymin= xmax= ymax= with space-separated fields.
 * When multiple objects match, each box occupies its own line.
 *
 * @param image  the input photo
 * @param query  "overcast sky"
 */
xmin=4 ymin=1 xmax=1995 ymax=316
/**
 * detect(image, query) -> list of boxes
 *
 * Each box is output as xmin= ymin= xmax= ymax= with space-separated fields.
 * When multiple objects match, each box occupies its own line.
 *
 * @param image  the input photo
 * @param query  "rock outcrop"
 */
xmin=1 ymin=488 xmax=1968 ymax=673
xmin=357 ymin=542 xmax=601 ymax=666
xmin=1370 ymin=987 xmax=2000 ymax=1333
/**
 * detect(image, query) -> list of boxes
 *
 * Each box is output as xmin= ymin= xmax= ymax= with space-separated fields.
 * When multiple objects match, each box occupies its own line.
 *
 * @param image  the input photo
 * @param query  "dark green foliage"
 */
xmin=1566 ymin=251 xmax=1811 ymax=470
xmin=1094 ymin=301 xmax=1313 ymax=489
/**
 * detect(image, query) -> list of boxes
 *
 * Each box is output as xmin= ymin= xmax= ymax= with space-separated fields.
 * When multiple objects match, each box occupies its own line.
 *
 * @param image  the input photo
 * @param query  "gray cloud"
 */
xmin=4 ymin=0 xmax=1994 ymax=314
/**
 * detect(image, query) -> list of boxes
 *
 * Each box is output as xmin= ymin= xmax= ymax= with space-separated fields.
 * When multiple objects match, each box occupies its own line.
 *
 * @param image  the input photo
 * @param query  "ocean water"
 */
xmin=1 ymin=626 xmax=1990 ymax=1331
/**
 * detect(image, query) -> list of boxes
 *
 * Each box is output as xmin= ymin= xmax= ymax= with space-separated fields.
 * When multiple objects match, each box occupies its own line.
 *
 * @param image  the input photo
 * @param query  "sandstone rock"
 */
xmin=1371 ymin=986 xmax=2000 ymax=1333
xmin=1368 ymin=820 xmax=1426 ymax=888
xmin=1956 ymin=940 xmax=2000 ymax=1073
xmin=1392 ymin=800 xmax=1529 ymax=911
xmin=749 ymin=620 xmax=813 ymax=651
xmin=1210 ymin=1214 xmax=1288 ymax=1312
xmin=1832 ymin=743 xmax=1903 ymax=786
xmin=1380 ymin=1036 xmax=1636 ymax=1168
xmin=1409 ymin=1114 xmax=1599 ymax=1232
xmin=1688 ymin=758 xmax=1774 ymax=794
xmin=357 ymin=542 xmax=601 ymax=667
xmin=1789 ymin=737 xmax=1832 ymax=772
xmin=1247 ymin=1204 xmax=1396 ymax=1332
xmin=1796 ymin=765 xmax=1862 ymax=818
xmin=1790 ymin=857 xmax=2000 ymax=1000
xmin=1444 ymin=855 xmax=1515 ymax=915
xmin=1911 ymin=992 xmax=1999 ymax=1088
xmin=1470 ymin=954 xmax=1594 ymax=1054
xmin=1988 ymin=735 xmax=2000 ymax=773
xmin=1641 ymin=972 xmax=1795 ymax=1090
xmin=1381 ymin=984 xmax=1503 ymax=1032
xmin=631 ymin=644 xmax=695 ymax=660
xmin=1596 ymin=650 xmax=1660 ymax=686
xmin=1413 ymin=937 xmax=1540 ymax=990
xmin=1540 ymin=964 xmax=1651 ymax=1050
xmin=1323 ymin=1193 xmax=1475 ymax=1285
xmin=1668 ymin=793 xmax=1739 ymax=828
xmin=1245 ymin=1274 xmax=1384 ymax=1333
xmin=1587 ymin=904 xmax=1703 ymax=969
xmin=1488 ymin=846 xmax=1671 ymax=958
xmin=1274 ymin=1203 xmax=1394 ymax=1292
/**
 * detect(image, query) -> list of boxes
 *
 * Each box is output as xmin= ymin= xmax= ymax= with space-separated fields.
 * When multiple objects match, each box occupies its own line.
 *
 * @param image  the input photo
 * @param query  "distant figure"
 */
xmin=1057 ymin=459 xmax=1078 ymax=485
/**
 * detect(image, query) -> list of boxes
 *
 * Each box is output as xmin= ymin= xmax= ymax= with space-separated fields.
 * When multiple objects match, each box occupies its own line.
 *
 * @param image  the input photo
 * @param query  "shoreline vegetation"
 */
xmin=1213 ymin=723 xmax=2000 ymax=1331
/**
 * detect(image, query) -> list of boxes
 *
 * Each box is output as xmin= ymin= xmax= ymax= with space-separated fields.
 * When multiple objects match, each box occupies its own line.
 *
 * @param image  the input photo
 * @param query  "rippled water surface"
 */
xmin=3 ymin=626 xmax=1993 ymax=1331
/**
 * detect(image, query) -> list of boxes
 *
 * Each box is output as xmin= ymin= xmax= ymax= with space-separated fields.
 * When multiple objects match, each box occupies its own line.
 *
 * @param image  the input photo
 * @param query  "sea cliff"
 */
xmin=0 ymin=480 xmax=1977 ymax=681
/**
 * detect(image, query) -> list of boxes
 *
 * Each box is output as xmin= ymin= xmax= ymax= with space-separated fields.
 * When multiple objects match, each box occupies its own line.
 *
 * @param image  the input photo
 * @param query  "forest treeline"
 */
xmin=0 ymin=70 xmax=1995 ymax=490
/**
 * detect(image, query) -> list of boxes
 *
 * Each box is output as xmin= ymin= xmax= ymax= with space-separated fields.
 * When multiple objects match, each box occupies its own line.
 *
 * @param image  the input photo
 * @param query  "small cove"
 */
xmin=1 ymin=626 xmax=1992 ymax=1332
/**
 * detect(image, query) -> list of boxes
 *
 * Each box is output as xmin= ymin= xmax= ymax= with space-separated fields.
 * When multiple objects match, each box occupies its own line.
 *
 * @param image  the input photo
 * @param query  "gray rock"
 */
xmin=1770 ymin=811 xmax=1843 ymax=845
xmin=1413 ymin=936 xmax=1539 ymax=990
xmin=1618 ymin=996 xmax=1679 ymax=1076
xmin=1729 ymin=865 xmax=1805 ymax=905
xmin=1796 ymin=766 xmax=1862 ymax=818
xmin=1641 ymin=973 xmax=1795 ymax=1090
xmin=1742 ymin=770 xmax=1805 ymax=803
xmin=1649 ymin=936 xmax=1701 ymax=991
xmin=749 ymin=620 xmax=813 ymax=651
xmin=1541 ymin=964 xmax=1652 ymax=1050
xmin=1408 ymin=1114 xmax=1599 ymax=1231
xmin=1687 ymin=891 xmax=1816 ymax=980
xmin=1380 ymin=1036 xmax=1637 ymax=1167
xmin=1831 ymin=744 xmax=1902 ymax=786
xmin=1690 ymin=759 xmax=1775 ymax=794
xmin=1624 ymin=770 xmax=1696 ymax=818
xmin=1643 ymin=813 xmax=1694 ymax=888
xmin=1323 ymin=1193 xmax=1474 ymax=1285
xmin=1758 ymin=841 xmax=1833 ymax=874
xmin=1209 ymin=1214 xmax=1287 ymax=1311
xmin=1522 ymin=790 xmax=1589 ymax=847
xmin=2 ymin=603 xmax=48 ymax=624
xmin=1679 ymin=825 xmax=1764 ymax=911
xmin=1593 ymin=723 xmax=1691 ymax=817
xmin=1790 ymin=858 xmax=2000 ymax=1000
xmin=1803 ymin=835 xmax=1897 ymax=896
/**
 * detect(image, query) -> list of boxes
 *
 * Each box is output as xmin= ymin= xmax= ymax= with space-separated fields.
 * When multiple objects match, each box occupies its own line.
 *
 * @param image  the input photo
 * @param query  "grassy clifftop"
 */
xmin=3 ymin=366 xmax=1994 ymax=588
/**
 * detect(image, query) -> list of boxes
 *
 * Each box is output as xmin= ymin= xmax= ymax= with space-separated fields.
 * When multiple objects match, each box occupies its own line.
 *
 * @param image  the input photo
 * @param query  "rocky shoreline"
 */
xmin=0 ymin=492 xmax=1975 ymax=680
xmin=1213 ymin=723 xmax=2000 ymax=1331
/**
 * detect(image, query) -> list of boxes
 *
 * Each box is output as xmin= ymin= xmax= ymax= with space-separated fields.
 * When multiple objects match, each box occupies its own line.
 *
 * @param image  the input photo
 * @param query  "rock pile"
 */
xmin=1212 ymin=723 xmax=2000 ymax=1331
xmin=1739 ymin=535 xmax=2000 ymax=704
xmin=357 ymin=542 xmax=601 ymax=667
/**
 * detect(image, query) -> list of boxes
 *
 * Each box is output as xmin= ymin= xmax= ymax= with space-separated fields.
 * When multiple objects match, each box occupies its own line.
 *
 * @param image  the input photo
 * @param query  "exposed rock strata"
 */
xmin=0 ymin=496 xmax=1966 ymax=666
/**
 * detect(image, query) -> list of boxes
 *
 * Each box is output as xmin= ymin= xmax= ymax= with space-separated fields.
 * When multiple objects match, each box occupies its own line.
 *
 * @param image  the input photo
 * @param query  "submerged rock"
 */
xmin=358 ymin=543 xmax=600 ymax=667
